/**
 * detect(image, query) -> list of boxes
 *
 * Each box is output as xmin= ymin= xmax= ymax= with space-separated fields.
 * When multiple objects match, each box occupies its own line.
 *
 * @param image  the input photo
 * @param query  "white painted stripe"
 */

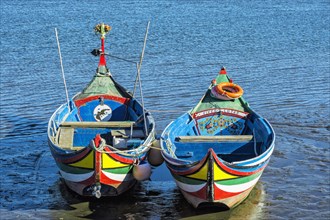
xmin=215 ymin=175 xmax=261 ymax=193
xmin=102 ymin=171 xmax=133 ymax=181
xmin=60 ymin=170 xmax=94 ymax=182
xmin=174 ymin=179 xmax=206 ymax=193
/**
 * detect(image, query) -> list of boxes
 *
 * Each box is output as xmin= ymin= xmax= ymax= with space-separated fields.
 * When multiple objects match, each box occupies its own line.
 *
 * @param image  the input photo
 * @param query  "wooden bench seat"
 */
xmin=175 ymin=135 xmax=253 ymax=143
xmin=60 ymin=121 xmax=136 ymax=128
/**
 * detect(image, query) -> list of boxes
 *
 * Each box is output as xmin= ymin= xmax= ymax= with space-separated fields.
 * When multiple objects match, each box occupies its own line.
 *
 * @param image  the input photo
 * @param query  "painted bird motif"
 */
xmin=95 ymin=108 xmax=110 ymax=121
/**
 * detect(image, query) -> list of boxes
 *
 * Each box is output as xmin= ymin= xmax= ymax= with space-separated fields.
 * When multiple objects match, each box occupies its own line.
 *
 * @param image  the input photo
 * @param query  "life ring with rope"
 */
xmin=211 ymin=82 xmax=244 ymax=100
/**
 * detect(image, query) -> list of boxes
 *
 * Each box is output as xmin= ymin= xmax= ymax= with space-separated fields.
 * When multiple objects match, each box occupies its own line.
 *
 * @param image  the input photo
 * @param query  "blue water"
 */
xmin=1 ymin=0 xmax=329 ymax=219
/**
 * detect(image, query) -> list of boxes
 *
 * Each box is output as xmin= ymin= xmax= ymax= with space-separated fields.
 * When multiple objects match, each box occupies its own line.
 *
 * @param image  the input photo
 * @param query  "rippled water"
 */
xmin=1 ymin=0 xmax=329 ymax=219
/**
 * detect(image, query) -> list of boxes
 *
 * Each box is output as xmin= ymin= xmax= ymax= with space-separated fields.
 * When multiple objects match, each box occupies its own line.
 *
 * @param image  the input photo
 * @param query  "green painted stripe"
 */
xmin=103 ymin=166 xmax=132 ymax=174
xmin=172 ymin=173 xmax=206 ymax=185
xmin=215 ymin=172 xmax=262 ymax=186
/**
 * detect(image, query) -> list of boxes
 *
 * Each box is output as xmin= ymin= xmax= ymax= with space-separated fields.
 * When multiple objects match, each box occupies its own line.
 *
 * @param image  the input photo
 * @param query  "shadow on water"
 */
xmin=47 ymin=177 xmax=183 ymax=219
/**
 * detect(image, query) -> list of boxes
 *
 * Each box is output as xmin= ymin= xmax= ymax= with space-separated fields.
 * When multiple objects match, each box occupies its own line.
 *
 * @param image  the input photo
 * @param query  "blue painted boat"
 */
xmin=160 ymin=67 xmax=275 ymax=209
xmin=47 ymin=24 xmax=156 ymax=198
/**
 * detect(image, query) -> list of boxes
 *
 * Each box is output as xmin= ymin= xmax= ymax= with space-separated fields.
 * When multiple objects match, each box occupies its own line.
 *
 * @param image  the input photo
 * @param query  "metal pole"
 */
xmin=136 ymin=63 xmax=149 ymax=136
xmin=132 ymin=21 xmax=150 ymax=136
xmin=133 ymin=21 xmax=150 ymax=97
xmin=55 ymin=28 xmax=70 ymax=111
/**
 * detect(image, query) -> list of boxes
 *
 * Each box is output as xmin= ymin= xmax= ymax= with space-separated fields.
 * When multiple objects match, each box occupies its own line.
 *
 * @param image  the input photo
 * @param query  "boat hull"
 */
xmin=49 ymin=142 xmax=146 ymax=197
xmin=163 ymin=146 xmax=272 ymax=208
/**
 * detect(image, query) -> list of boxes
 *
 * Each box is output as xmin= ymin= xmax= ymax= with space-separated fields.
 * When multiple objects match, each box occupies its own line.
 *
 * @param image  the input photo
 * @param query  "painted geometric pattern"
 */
xmin=171 ymin=155 xmax=263 ymax=203
xmin=197 ymin=114 xmax=246 ymax=136
xmin=58 ymin=150 xmax=133 ymax=184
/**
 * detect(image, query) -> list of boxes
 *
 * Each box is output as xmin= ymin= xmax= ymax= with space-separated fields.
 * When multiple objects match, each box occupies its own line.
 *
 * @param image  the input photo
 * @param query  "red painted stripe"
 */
xmin=182 ymin=184 xmax=208 ymax=200
xmin=213 ymin=183 xmax=243 ymax=199
xmin=64 ymin=174 xmax=96 ymax=195
xmin=74 ymin=95 xmax=130 ymax=107
xmin=79 ymin=173 xmax=96 ymax=185
xmin=99 ymin=38 xmax=106 ymax=66
xmin=100 ymin=171 xmax=123 ymax=185
xmin=103 ymin=147 xmax=146 ymax=164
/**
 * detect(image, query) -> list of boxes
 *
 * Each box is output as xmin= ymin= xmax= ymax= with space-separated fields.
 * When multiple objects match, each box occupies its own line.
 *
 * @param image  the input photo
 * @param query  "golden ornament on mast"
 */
xmin=94 ymin=23 xmax=111 ymax=35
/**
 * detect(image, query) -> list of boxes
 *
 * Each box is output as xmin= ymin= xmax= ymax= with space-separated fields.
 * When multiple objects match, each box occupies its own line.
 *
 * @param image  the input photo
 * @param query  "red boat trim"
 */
xmin=192 ymin=108 xmax=249 ymax=120
xmin=103 ymin=147 xmax=145 ymax=164
xmin=95 ymin=151 xmax=101 ymax=183
xmin=212 ymin=150 xmax=267 ymax=176
xmin=74 ymin=95 xmax=130 ymax=107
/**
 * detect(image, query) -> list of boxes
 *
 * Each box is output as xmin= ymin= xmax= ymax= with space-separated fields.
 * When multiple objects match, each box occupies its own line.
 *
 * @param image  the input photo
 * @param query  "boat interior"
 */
xmin=163 ymin=110 xmax=273 ymax=163
xmin=49 ymin=95 xmax=152 ymax=152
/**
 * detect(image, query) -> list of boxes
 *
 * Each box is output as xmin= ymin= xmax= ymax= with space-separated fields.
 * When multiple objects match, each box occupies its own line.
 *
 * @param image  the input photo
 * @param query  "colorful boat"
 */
xmin=160 ymin=67 xmax=275 ymax=209
xmin=47 ymin=23 xmax=157 ymax=198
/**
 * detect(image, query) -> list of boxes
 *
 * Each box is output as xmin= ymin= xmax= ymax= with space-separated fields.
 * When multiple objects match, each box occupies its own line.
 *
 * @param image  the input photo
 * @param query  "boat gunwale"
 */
xmin=160 ymin=110 xmax=275 ymax=168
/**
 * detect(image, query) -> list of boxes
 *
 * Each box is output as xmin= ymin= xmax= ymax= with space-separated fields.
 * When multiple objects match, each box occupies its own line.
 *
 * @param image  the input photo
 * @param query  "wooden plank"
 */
xmin=59 ymin=127 xmax=74 ymax=149
xmin=176 ymin=135 xmax=253 ymax=143
xmin=60 ymin=121 xmax=136 ymax=128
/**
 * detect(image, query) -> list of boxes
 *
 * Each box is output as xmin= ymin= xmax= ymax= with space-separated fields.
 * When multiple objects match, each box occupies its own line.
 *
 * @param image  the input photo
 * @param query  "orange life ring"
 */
xmin=212 ymin=82 xmax=244 ymax=100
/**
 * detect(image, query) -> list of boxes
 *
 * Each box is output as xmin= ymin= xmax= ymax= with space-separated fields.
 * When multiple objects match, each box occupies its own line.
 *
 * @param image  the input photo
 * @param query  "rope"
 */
xmin=90 ymin=138 xmax=163 ymax=158
xmin=148 ymin=109 xmax=187 ymax=113
xmin=92 ymin=144 xmax=148 ymax=156
xmin=90 ymin=139 xmax=152 ymax=156
xmin=106 ymin=54 xmax=136 ymax=64
xmin=148 ymin=144 xmax=163 ymax=151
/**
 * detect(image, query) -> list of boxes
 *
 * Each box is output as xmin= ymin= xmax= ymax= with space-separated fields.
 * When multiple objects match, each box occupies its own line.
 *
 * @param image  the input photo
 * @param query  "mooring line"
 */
xmin=148 ymin=109 xmax=187 ymax=113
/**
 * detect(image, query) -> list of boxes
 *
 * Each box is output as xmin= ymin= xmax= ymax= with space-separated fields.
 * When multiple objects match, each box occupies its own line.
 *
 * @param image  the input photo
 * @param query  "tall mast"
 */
xmin=94 ymin=23 xmax=111 ymax=74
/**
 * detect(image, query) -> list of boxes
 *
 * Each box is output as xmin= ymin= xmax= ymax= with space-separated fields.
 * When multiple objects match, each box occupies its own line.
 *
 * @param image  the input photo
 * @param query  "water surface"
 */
xmin=0 ymin=0 xmax=329 ymax=219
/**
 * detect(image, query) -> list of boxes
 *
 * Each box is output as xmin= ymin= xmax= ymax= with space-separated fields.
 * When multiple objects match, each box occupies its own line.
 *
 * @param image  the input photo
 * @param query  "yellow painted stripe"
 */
xmin=213 ymin=162 xmax=238 ymax=181
xmin=187 ymin=161 xmax=208 ymax=180
xmin=69 ymin=151 xmax=94 ymax=169
xmin=102 ymin=154 xmax=129 ymax=169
